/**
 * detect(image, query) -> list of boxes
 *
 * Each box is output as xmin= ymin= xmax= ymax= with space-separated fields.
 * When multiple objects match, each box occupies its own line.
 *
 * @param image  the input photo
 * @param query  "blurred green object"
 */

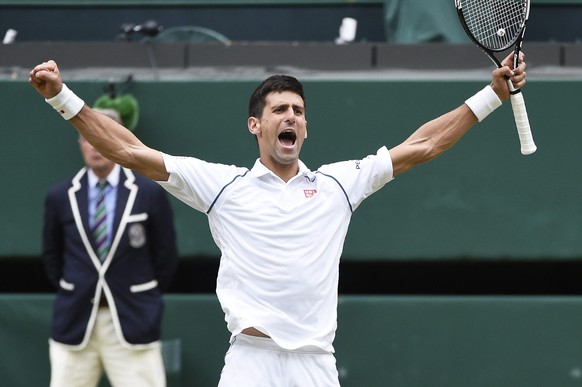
xmin=93 ymin=93 xmax=140 ymax=131
xmin=384 ymin=0 xmax=469 ymax=43
xmin=148 ymin=26 xmax=231 ymax=45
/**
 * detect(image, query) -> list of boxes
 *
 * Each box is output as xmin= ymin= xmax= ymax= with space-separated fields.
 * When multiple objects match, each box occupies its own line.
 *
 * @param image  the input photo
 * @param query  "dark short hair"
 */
xmin=248 ymin=75 xmax=306 ymax=118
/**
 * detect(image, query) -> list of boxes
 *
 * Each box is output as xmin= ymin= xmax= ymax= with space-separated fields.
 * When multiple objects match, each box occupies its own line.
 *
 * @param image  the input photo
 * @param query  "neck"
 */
xmin=261 ymin=158 xmax=299 ymax=183
xmin=91 ymin=164 xmax=116 ymax=180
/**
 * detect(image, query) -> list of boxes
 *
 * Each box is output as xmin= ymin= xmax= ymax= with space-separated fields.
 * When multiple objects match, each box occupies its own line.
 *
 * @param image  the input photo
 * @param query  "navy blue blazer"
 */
xmin=42 ymin=166 xmax=179 ymax=349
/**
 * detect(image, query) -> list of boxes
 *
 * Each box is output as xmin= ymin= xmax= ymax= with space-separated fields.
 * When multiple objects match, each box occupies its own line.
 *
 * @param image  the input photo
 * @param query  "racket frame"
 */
xmin=454 ymin=0 xmax=537 ymax=155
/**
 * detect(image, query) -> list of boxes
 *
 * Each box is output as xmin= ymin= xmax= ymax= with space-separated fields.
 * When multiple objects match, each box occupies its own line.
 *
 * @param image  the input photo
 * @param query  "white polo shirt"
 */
xmin=158 ymin=146 xmax=393 ymax=352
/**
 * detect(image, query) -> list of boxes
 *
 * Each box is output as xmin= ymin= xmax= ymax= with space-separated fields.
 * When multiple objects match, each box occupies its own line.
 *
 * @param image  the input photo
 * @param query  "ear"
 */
xmin=304 ymin=121 xmax=308 ymax=139
xmin=248 ymin=117 xmax=261 ymax=135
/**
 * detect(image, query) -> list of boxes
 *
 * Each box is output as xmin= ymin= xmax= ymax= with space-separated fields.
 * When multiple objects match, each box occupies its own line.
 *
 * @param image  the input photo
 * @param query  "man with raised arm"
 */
xmin=30 ymin=53 xmax=526 ymax=386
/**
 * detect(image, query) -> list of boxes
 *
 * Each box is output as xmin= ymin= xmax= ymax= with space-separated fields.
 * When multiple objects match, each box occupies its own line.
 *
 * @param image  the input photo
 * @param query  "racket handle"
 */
xmin=508 ymin=86 xmax=537 ymax=155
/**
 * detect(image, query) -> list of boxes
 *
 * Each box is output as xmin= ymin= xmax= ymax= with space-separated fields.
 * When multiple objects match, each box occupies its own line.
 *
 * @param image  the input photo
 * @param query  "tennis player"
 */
xmin=29 ymin=52 xmax=526 ymax=386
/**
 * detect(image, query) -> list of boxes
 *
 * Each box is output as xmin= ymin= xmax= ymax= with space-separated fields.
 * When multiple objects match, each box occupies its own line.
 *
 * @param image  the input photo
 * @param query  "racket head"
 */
xmin=455 ymin=0 xmax=530 ymax=53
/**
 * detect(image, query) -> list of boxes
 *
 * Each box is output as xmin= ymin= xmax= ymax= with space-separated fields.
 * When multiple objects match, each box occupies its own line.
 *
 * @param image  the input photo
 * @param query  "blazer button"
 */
xmin=90 ymin=298 xmax=95 ymax=304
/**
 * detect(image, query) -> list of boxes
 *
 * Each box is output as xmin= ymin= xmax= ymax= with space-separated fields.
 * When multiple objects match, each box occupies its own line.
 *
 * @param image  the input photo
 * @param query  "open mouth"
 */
xmin=278 ymin=129 xmax=297 ymax=147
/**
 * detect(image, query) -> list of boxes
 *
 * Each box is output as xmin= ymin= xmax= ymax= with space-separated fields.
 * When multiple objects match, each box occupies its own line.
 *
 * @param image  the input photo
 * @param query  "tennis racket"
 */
xmin=455 ymin=0 xmax=537 ymax=155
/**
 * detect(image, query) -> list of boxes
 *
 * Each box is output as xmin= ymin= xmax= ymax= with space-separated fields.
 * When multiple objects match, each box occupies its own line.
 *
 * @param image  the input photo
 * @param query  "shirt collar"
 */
xmin=87 ymin=164 xmax=121 ymax=188
xmin=250 ymin=159 xmax=314 ymax=181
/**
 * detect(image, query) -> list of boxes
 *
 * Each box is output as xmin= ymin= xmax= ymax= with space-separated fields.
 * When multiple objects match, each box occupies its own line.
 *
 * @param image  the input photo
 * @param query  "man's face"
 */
xmin=79 ymin=136 xmax=115 ymax=178
xmin=249 ymin=90 xmax=307 ymax=170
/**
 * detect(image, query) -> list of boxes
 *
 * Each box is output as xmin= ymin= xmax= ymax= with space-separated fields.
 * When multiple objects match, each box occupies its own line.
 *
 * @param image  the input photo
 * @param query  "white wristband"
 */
xmin=45 ymin=83 xmax=85 ymax=120
xmin=464 ymin=85 xmax=502 ymax=122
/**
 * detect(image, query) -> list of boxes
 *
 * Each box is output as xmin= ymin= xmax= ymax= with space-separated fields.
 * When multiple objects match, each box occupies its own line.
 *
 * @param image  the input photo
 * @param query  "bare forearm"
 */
xmin=390 ymin=104 xmax=477 ymax=176
xmin=409 ymin=104 xmax=476 ymax=158
xmin=29 ymin=61 xmax=168 ymax=181
xmin=72 ymin=106 xmax=142 ymax=166
xmin=388 ymin=52 xmax=527 ymax=177
xmin=71 ymin=106 xmax=168 ymax=181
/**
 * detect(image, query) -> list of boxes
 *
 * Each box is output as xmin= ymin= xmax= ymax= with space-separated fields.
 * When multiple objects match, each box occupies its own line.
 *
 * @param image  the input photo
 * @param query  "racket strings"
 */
xmin=460 ymin=0 xmax=527 ymax=50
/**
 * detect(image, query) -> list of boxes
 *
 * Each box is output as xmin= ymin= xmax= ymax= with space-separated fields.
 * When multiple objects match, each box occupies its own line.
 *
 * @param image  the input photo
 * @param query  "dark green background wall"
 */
xmin=0 ymin=0 xmax=580 ymax=43
xmin=1 ymin=78 xmax=577 ymax=261
xmin=4 ymin=294 xmax=582 ymax=387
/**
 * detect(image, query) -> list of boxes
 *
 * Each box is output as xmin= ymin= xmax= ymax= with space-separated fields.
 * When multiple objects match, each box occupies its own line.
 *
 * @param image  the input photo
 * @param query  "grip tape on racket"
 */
xmin=509 ymin=89 xmax=537 ymax=155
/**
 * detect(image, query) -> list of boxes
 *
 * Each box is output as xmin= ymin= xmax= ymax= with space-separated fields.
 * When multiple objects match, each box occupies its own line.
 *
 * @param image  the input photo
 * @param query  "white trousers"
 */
xmin=218 ymin=334 xmax=340 ymax=387
xmin=49 ymin=307 xmax=166 ymax=387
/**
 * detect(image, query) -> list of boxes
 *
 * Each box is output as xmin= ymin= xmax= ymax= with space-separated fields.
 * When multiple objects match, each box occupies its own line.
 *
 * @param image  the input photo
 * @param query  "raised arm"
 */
xmin=29 ymin=60 xmax=169 ymax=182
xmin=389 ymin=51 xmax=527 ymax=177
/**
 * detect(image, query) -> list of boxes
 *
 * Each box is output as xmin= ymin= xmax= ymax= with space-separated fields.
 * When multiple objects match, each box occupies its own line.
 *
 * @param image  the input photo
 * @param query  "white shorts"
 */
xmin=218 ymin=334 xmax=340 ymax=387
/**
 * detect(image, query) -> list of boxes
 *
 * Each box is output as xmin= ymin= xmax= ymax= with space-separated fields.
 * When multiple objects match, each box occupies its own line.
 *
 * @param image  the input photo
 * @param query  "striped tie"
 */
xmin=93 ymin=180 xmax=109 ymax=261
